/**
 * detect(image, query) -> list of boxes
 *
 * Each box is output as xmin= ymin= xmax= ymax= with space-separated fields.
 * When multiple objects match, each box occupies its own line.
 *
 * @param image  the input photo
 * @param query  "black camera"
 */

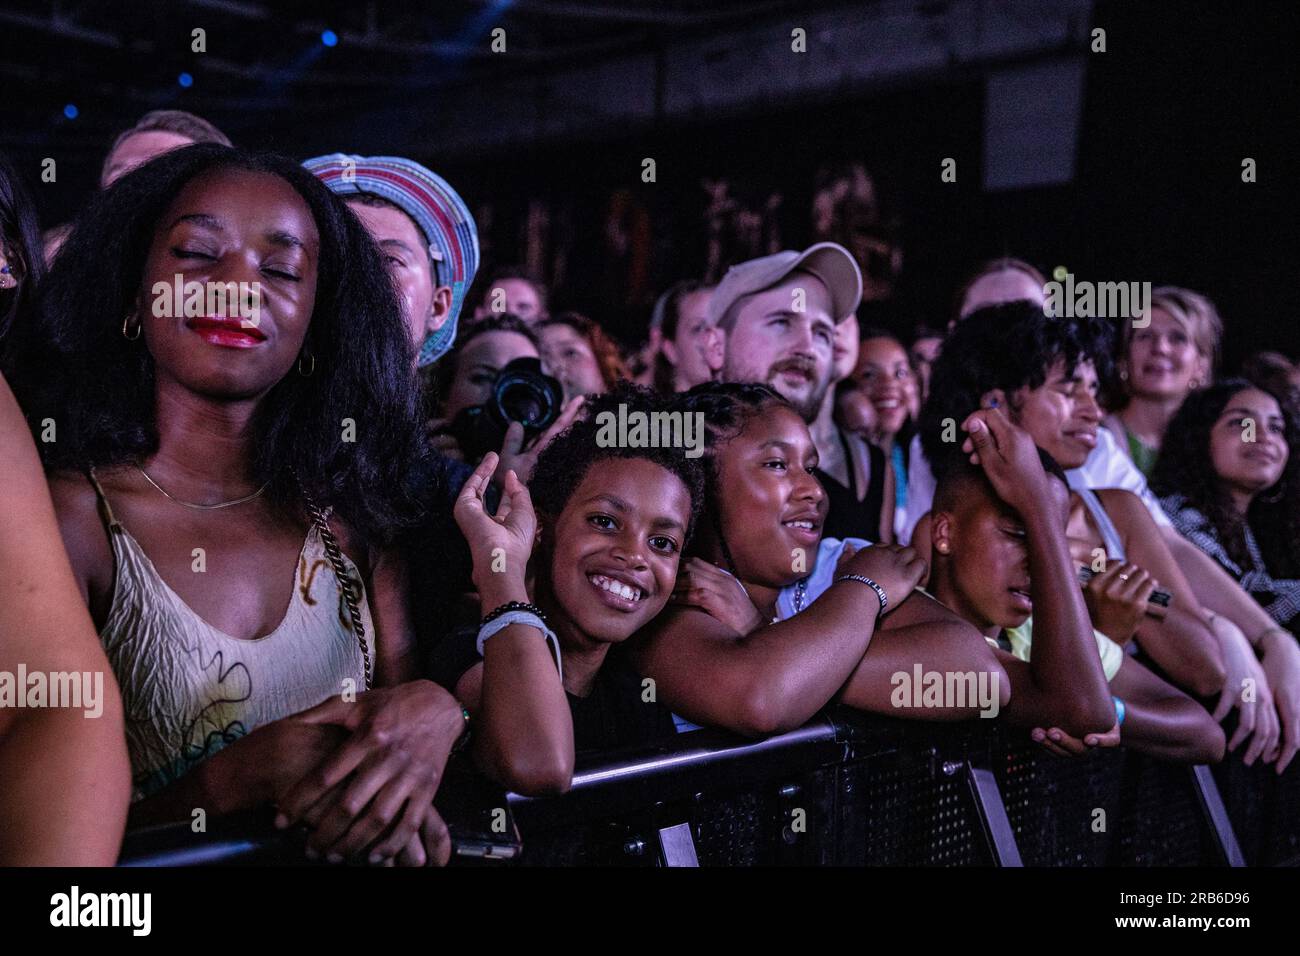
xmin=447 ymin=357 xmax=565 ymax=462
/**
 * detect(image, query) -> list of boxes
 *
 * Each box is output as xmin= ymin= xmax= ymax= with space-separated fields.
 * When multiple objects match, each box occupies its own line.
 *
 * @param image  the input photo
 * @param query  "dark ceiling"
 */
xmin=0 ymin=0 xmax=845 ymax=156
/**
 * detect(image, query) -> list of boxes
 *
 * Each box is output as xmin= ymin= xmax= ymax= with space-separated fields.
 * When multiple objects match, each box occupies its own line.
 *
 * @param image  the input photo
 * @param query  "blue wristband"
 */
xmin=477 ymin=610 xmax=564 ymax=681
xmin=1112 ymin=695 xmax=1126 ymax=727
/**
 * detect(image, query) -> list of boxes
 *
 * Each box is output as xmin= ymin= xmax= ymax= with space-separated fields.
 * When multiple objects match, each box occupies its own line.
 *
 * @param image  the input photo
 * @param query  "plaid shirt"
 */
xmin=1160 ymin=492 xmax=1300 ymax=629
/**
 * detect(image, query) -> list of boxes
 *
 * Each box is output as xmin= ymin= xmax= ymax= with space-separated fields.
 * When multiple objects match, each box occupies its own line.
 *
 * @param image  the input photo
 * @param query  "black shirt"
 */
xmin=401 ymin=448 xmax=487 ymax=664
xmin=427 ymin=626 xmax=677 ymax=754
xmin=815 ymin=428 xmax=887 ymax=542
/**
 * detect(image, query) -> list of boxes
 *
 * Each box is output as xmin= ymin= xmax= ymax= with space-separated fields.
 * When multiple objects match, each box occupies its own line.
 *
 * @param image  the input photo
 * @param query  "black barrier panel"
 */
xmin=988 ymin=735 xmax=1226 ymax=867
xmin=117 ymin=709 xmax=1289 ymax=868
xmin=509 ymin=719 xmax=845 ymax=866
xmin=1114 ymin=757 xmax=1218 ymax=865
xmin=994 ymin=740 xmax=1122 ymax=866
xmin=834 ymin=748 xmax=990 ymax=865
xmin=120 ymin=807 xmax=300 ymax=867
xmin=829 ymin=713 xmax=995 ymax=866
xmin=1213 ymin=756 xmax=1300 ymax=866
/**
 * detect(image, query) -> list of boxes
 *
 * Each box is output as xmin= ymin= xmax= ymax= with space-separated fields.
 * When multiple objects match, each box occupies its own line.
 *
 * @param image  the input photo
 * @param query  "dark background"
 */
xmin=2 ymin=0 xmax=1295 ymax=369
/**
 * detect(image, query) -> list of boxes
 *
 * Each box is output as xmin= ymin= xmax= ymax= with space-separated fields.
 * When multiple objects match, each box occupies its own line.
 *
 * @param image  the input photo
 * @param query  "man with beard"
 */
xmin=714 ymin=242 xmax=890 ymax=541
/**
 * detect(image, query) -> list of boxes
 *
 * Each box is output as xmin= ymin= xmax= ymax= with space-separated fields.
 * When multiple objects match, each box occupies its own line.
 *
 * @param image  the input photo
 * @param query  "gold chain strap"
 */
xmin=304 ymin=496 xmax=373 ymax=691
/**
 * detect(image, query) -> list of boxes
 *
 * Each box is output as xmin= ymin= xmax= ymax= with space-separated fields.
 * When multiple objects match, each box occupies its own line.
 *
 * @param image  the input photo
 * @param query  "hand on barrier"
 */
xmin=272 ymin=680 xmax=462 ymax=866
xmin=671 ymin=557 xmax=765 ymax=633
xmin=1258 ymin=628 xmax=1300 ymax=773
xmin=1083 ymin=562 xmax=1159 ymax=644
xmin=1209 ymin=615 xmax=1279 ymax=767
xmin=842 ymin=543 xmax=926 ymax=614
xmin=1031 ymin=721 xmax=1120 ymax=757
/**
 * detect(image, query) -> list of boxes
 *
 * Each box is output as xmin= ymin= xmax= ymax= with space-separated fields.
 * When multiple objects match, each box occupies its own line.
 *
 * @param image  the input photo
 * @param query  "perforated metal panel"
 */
xmin=995 ymin=742 xmax=1124 ymax=866
xmin=1214 ymin=757 xmax=1300 ymax=867
xmin=835 ymin=748 xmax=988 ymax=866
xmin=692 ymin=790 xmax=768 ymax=866
xmin=1113 ymin=758 xmax=1213 ymax=865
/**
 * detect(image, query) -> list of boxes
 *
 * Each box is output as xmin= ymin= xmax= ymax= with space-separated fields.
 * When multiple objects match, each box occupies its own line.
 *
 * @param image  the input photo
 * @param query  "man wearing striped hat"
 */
xmin=304 ymin=153 xmax=479 ymax=368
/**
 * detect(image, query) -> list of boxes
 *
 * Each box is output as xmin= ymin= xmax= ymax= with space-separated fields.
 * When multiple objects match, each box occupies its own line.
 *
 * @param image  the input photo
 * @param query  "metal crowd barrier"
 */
xmin=118 ymin=708 xmax=1295 ymax=867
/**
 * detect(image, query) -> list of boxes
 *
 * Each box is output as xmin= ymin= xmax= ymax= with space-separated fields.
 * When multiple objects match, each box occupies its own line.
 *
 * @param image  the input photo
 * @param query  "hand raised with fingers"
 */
xmin=496 ymin=395 xmax=585 ymax=484
xmin=960 ymin=406 xmax=1054 ymax=518
xmin=454 ymin=452 xmax=537 ymax=589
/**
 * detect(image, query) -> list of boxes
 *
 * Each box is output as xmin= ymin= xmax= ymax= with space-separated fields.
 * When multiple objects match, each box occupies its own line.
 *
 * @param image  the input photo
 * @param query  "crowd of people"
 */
xmin=1 ymin=109 xmax=1298 ymax=866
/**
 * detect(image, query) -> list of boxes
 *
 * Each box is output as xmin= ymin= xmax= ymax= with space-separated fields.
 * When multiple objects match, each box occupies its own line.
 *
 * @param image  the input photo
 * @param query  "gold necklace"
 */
xmin=135 ymin=464 xmax=270 ymax=510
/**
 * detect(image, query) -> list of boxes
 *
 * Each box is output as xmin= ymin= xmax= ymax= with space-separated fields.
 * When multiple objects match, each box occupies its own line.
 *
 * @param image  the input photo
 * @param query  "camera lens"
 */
xmin=499 ymin=380 xmax=548 ymax=428
xmin=490 ymin=358 xmax=563 ymax=434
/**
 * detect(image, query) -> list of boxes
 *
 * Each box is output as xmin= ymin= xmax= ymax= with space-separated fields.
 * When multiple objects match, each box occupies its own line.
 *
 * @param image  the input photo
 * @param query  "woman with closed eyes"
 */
xmin=22 ymin=144 xmax=467 ymax=866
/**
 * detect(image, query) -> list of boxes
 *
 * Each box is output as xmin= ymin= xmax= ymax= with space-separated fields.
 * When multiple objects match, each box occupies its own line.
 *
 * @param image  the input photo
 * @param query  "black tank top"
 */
xmin=815 ymin=429 xmax=887 ymax=542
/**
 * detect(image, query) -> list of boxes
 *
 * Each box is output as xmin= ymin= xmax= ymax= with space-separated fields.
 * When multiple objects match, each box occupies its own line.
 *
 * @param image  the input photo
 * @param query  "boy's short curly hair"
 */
xmin=529 ymin=382 xmax=706 ymax=542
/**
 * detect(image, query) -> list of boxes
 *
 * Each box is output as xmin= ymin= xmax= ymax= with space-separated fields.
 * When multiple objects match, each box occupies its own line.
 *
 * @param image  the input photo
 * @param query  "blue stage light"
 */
xmin=178 ymin=72 xmax=194 ymax=88
xmin=321 ymin=29 xmax=338 ymax=47
xmin=63 ymin=103 xmax=79 ymax=119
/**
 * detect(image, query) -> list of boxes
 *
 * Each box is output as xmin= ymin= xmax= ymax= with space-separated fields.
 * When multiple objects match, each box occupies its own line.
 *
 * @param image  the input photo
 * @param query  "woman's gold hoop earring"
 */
xmin=122 ymin=313 xmax=141 ymax=340
xmin=297 ymin=351 xmax=315 ymax=377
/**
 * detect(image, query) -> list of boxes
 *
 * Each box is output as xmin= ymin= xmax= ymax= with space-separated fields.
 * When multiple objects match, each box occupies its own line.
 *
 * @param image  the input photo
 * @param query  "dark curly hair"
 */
xmin=17 ymin=143 xmax=425 ymax=545
xmin=0 ymin=152 xmax=46 ymax=371
xmin=529 ymin=381 xmax=705 ymax=543
xmin=919 ymin=300 xmax=1115 ymax=483
xmin=1150 ymin=379 xmax=1300 ymax=577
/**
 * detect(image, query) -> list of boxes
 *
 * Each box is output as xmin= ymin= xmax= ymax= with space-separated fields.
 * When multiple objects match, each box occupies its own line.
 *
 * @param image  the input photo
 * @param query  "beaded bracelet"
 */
xmin=477 ymin=610 xmax=564 ymax=682
xmin=481 ymin=600 xmax=547 ymax=628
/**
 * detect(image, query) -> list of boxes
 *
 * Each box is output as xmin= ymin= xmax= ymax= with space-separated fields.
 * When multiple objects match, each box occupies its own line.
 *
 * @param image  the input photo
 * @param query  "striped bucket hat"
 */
xmin=304 ymin=153 xmax=479 ymax=366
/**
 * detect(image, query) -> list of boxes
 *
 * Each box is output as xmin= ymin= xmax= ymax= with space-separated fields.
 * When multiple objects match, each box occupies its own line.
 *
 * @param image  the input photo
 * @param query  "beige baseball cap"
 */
xmin=709 ymin=242 xmax=862 ymax=331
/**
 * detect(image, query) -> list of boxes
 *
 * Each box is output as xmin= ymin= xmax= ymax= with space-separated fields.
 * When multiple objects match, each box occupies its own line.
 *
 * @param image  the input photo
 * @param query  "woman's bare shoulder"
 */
xmin=1095 ymin=487 xmax=1153 ymax=528
xmin=47 ymin=469 xmax=103 ymax=527
xmin=44 ymin=469 xmax=113 ymax=591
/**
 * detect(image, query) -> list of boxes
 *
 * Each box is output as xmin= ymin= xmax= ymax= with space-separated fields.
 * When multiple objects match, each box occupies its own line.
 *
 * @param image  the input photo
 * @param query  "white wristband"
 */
xmin=477 ymin=611 xmax=564 ymax=681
